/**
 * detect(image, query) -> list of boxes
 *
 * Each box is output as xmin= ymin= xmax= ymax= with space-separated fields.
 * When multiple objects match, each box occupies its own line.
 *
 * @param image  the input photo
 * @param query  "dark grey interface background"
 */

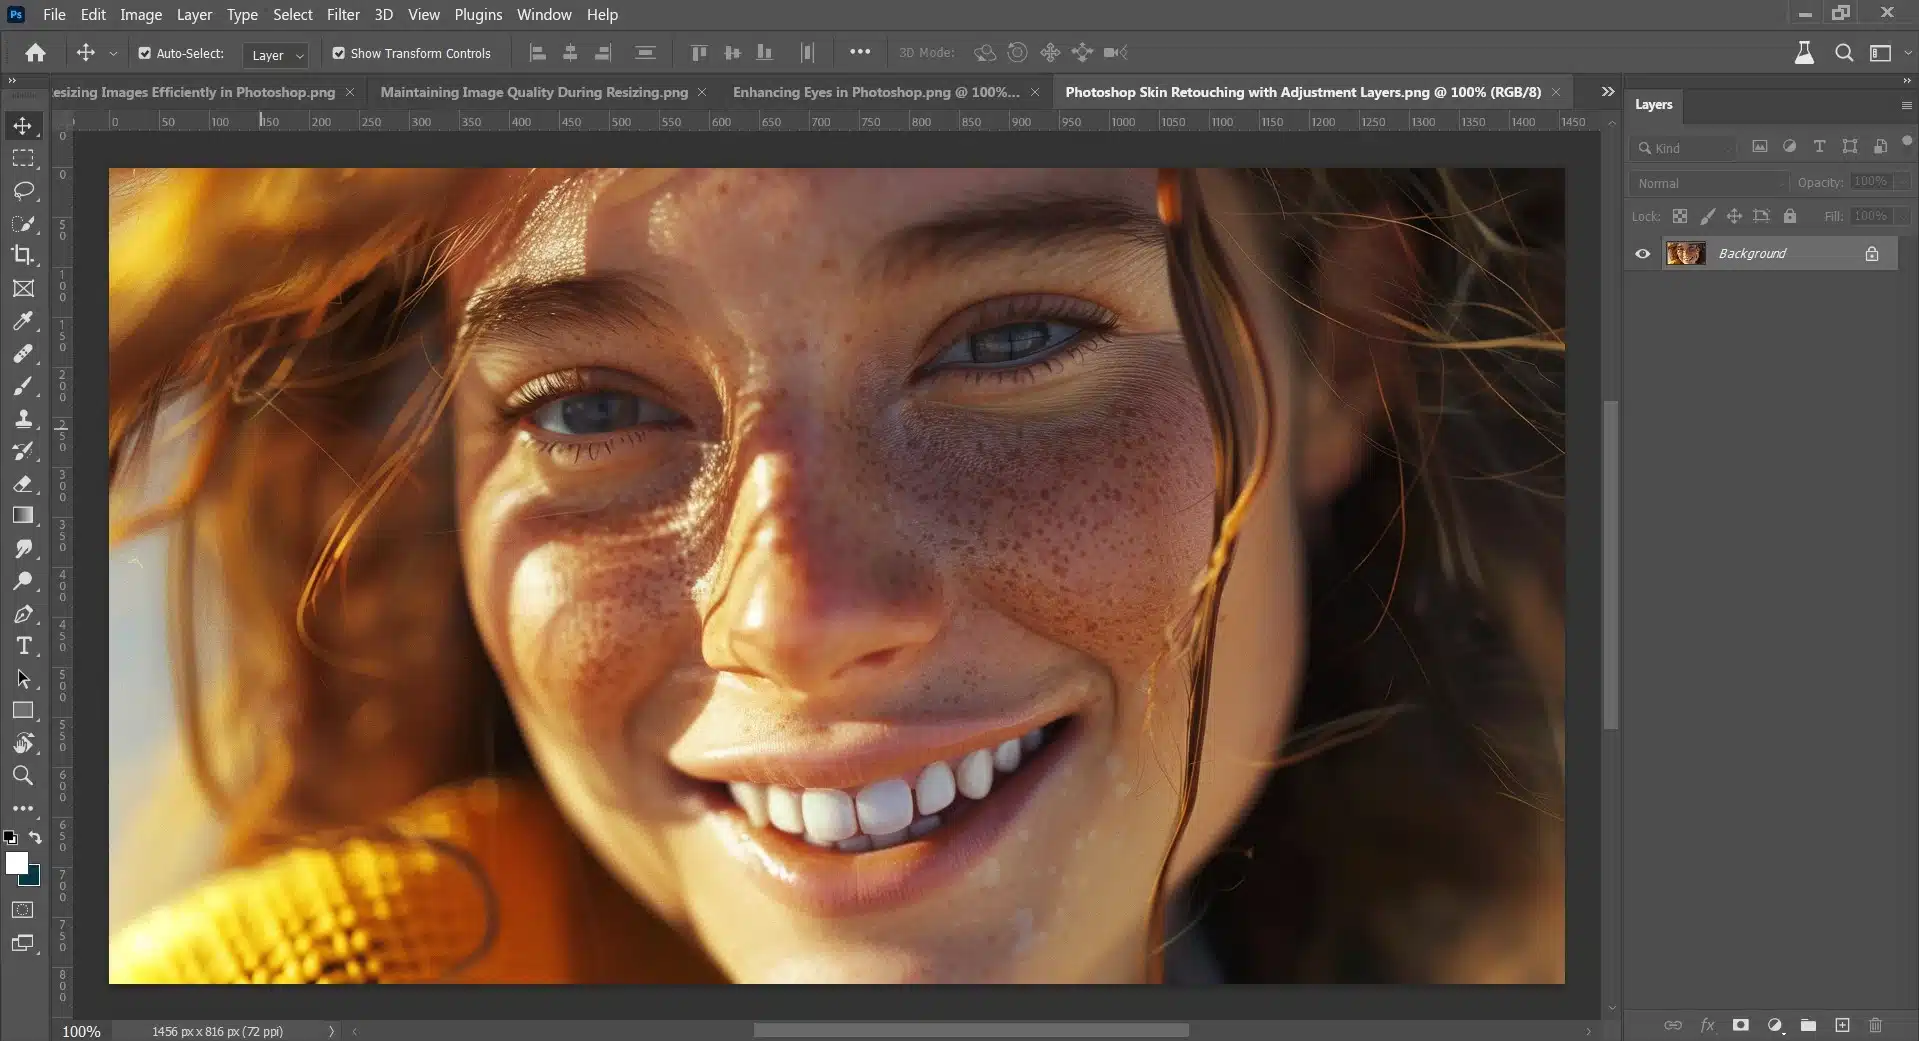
xmin=0 ymin=0 xmax=1915 ymax=1036
xmin=1622 ymin=270 xmax=1917 ymax=1008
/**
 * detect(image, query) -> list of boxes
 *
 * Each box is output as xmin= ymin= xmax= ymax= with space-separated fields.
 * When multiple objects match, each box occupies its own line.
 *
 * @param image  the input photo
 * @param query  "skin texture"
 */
xmin=448 ymin=169 xmax=1371 ymax=983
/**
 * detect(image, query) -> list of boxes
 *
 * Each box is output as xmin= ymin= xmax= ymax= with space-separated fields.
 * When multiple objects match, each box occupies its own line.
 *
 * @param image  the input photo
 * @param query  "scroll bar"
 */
xmin=755 ymin=1027 xmax=1191 ymax=1038
xmin=1603 ymin=399 xmax=1621 ymax=731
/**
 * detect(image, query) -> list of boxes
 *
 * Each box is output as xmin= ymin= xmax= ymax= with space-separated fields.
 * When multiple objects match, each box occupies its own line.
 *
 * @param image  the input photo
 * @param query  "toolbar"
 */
xmin=0 ymin=75 xmax=65 ymax=1028
xmin=4 ymin=31 xmax=1917 ymax=73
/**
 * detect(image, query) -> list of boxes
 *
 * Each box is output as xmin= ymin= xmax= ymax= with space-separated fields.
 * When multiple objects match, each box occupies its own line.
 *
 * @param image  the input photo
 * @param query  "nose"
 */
xmin=702 ymin=451 xmax=946 ymax=697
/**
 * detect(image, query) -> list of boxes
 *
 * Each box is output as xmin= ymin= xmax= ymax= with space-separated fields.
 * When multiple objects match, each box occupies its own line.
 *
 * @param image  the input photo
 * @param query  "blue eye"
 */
xmin=930 ymin=320 xmax=1084 ymax=369
xmin=527 ymin=391 xmax=680 ymax=437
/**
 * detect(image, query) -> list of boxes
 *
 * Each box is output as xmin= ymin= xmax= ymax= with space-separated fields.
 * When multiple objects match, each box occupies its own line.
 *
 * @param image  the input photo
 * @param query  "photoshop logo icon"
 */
xmin=4 ymin=7 xmax=23 ymax=22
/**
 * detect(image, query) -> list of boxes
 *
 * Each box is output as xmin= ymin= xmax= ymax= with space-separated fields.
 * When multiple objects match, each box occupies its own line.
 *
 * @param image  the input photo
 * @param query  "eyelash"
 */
xmin=492 ymin=369 xmax=680 ymax=462
xmin=491 ymin=295 xmax=1124 ymax=459
xmin=917 ymin=295 xmax=1120 ymax=386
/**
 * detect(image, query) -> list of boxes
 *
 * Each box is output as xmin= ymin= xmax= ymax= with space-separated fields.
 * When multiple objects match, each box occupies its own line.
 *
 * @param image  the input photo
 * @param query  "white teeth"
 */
xmin=957 ymin=747 xmax=995 ymax=800
xmin=766 ymin=785 xmax=805 ymax=834
xmin=729 ymin=783 xmax=769 ymax=829
xmin=723 ymin=723 xmax=1061 ymax=851
xmin=914 ymin=761 xmax=956 ymax=816
xmin=993 ymin=738 xmax=1022 ymax=773
xmin=801 ymin=788 xmax=858 ymax=844
xmin=855 ymin=779 xmax=915 ymax=836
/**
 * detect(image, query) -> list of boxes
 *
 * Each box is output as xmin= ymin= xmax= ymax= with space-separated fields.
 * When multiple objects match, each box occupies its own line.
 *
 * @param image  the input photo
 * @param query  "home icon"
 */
xmin=23 ymin=42 xmax=46 ymax=62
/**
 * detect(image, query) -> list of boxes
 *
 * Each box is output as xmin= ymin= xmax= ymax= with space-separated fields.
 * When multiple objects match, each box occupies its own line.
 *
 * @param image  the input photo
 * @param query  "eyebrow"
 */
xmin=457 ymin=272 xmax=676 ymax=353
xmin=456 ymin=191 xmax=1167 ymax=353
xmin=862 ymin=191 xmax=1167 ymax=283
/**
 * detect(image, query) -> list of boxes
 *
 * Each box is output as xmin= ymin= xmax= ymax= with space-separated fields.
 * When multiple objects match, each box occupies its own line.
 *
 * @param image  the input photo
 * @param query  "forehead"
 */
xmin=467 ymin=168 xmax=1159 ymax=292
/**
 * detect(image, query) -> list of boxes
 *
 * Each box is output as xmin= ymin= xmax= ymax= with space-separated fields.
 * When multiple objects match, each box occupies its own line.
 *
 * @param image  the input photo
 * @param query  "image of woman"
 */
xmin=107 ymin=167 xmax=1566 ymax=984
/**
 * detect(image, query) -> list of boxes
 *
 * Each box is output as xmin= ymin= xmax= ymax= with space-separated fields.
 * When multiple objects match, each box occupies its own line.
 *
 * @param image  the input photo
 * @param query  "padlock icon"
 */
xmin=1864 ymin=245 xmax=1880 ymax=261
xmin=1783 ymin=208 xmax=1797 ymax=224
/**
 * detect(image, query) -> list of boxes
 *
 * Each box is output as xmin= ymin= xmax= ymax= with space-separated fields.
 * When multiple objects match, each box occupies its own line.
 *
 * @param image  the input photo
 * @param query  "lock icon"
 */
xmin=1864 ymin=245 xmax=1880 ymax=261
xmin=1783 ymin=208 xmax=1797 ymax=224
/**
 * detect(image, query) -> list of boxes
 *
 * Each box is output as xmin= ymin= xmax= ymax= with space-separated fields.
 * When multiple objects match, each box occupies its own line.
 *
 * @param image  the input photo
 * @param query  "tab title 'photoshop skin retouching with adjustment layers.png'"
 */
xmin=0 ymin=1 xmax=1914 ymax=1040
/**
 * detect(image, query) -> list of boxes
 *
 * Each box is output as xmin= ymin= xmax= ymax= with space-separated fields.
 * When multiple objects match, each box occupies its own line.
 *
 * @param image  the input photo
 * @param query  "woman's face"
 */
xmin=451 ymin=169 xmax=1315 ymax=983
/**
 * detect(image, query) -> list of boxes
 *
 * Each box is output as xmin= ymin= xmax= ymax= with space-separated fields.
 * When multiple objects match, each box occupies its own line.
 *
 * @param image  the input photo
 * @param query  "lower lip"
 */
xmin=693 ymin=718 xmax=1081 ymax=918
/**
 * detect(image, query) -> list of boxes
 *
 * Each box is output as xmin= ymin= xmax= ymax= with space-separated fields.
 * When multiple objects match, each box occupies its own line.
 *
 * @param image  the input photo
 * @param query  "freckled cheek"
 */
xmin=953 ymin=412 xmax=1215 ymax=673
xmin=464 ymin=502 xmax=698 ymax=749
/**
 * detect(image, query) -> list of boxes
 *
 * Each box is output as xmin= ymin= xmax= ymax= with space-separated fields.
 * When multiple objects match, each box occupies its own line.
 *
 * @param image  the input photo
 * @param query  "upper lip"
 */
xmin=668 ymin=702 xmax=1082 ymax=792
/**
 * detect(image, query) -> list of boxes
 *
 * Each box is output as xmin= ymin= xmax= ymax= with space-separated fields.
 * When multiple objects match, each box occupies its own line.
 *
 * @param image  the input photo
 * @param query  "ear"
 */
xmin=1293 ymin=209 xmax=1421 ymax=507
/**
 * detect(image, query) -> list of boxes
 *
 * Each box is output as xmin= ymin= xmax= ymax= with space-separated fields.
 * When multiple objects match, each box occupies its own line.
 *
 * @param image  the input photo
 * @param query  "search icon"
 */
xmin=1835 ymin=42 xmax=1854 ymax=61
xmin=1638 ymin=140 xmax=1653 ymax=155
xmin=10 ymin=764 xmax=28 ymax=786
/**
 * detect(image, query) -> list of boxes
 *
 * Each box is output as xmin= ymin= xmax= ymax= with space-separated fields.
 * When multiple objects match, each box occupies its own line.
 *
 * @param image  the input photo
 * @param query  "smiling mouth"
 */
xmin=696 ymin=718 xmax=1071 ymax=853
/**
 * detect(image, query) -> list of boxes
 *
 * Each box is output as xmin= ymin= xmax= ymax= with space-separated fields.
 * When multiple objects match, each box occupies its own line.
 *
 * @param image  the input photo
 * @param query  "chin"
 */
xmin=721 ymin=943 xmax=1044 ymax=985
